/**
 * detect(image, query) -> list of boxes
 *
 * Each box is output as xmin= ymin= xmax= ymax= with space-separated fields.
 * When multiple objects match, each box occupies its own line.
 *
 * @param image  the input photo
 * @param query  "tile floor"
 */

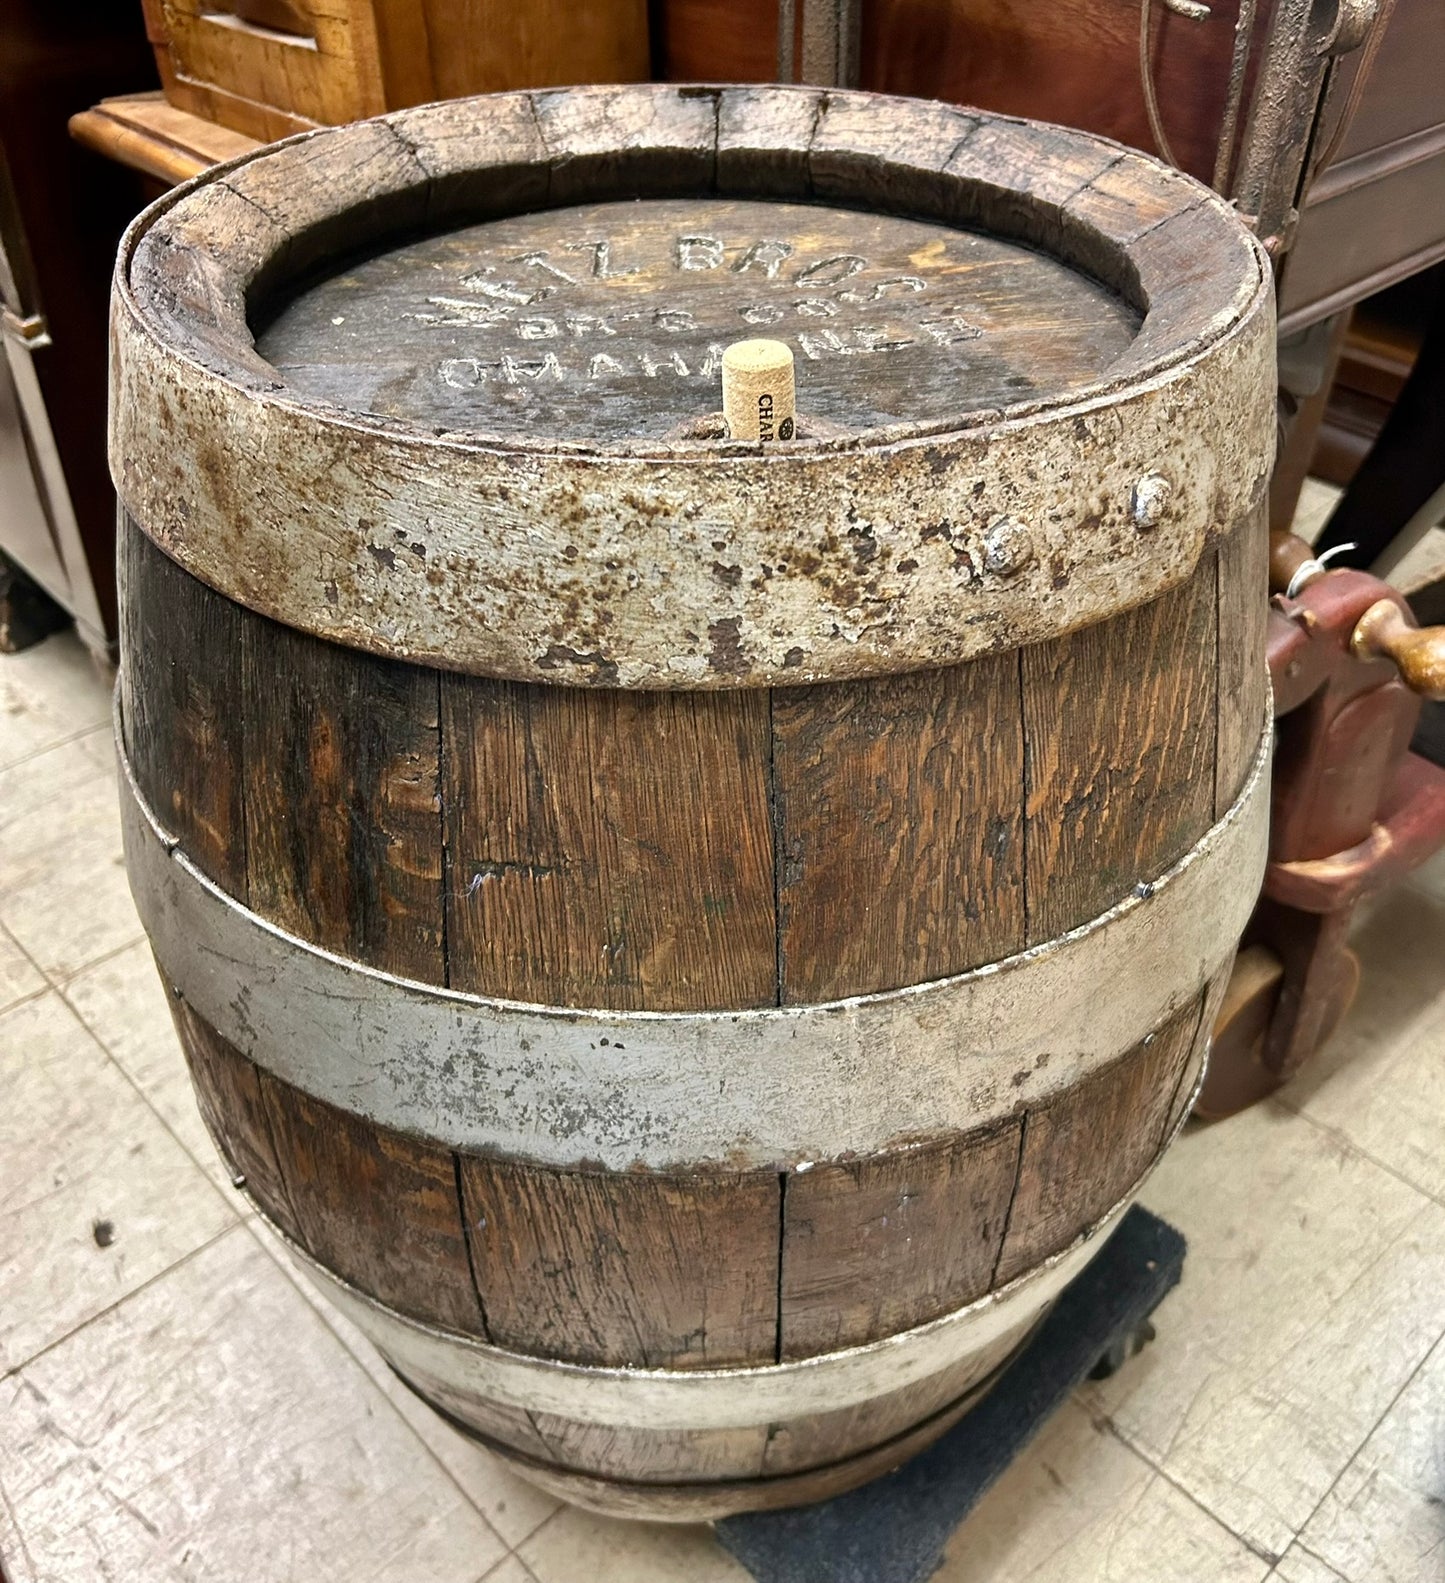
xmin=2 ymin=572 xmax=1443 ymax=1582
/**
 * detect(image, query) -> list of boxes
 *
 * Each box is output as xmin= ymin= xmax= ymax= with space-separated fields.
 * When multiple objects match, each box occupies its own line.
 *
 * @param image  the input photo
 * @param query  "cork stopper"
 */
xmin=721 ymin=339 xmax=796 ymax=442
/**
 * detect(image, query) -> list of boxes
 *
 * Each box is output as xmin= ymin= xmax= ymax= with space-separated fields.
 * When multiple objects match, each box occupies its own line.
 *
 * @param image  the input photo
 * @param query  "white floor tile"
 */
xmin=1291 ymin=479 xmax=1343 ymax=548
xmin=936 ymin=1400 xmax=1270 ymax=1583
xmin=0 ymin=922 xmax=44 ymax=1013
xmin=0 ymin=1225 xmax=507 ymax=1583
xmin=63 ymin=939 xmax=232 ymax=1192
xmin=520 ymin=1509 xmax=751 ymax=1583
xmin=0 ymin=991 xmax=236 ymax=1373
xmin=1267 ymin=1545 xmax=1350 ymax=1581
xmin=249 ymin=1216 xmax=564 ymax=1549
xmin=0 ymin=631 xmax=110 ymax=773
xmin=1084 ymin=1104 xmax=1445 ymax=1560
xmin=1405 ymin=844 xmax=1445 ymax=906
xmin=481 ymin=1557 xmax=543 ymax=1583
xmin=1298 ymin=1334 xmax=1445 ymax=1583
xmin=1282 ymin=881 xmax=1445 ymax=1207
xmin=0 ymin=732 xmax=142 ymax=980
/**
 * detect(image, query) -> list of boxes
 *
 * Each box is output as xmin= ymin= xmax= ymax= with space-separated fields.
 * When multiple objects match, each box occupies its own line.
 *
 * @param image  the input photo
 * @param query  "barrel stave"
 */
xmin=118 ymin=515 xmax=249 ymax=898
xmin=772 ymin=650 xmax=1026 ymax=999
xmin=457 ymin=1155 xmax=781 ymax=1369
xmin=777 ymin=1122 xmax=1023 ymax=1360
xmin=993 ymin=994 xmax=1206 ymax=1285
xmin=242 ymin=613 xmax=446 ymax=980
xmin=440 ymin=676 xmax=779 ymax=1010
xmin=1215 ymin=500 xmax=1272 ymax=813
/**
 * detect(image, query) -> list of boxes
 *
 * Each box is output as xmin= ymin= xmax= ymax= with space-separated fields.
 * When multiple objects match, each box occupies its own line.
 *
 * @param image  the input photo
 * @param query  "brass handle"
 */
xmin=1350 ymin=599 xmax=1445 ymax=700
xmin=1 ymin=307 xmax=50 ymax=350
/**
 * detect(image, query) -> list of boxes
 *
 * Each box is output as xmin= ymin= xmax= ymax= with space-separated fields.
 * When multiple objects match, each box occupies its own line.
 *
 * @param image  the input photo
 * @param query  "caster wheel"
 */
xmin=1089 ymin=1319 xmax=1157 ymax=1380
xmin=1194 ymin=943 xmax=1360 ymax=1120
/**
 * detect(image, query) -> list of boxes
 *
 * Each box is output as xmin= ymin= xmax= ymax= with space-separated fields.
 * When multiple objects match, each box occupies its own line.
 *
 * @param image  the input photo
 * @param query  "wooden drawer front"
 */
xmin=146 ymin=0 xmax=384 ymax=139
xmin=1281 ymin=137 xmax=1445 ymax=331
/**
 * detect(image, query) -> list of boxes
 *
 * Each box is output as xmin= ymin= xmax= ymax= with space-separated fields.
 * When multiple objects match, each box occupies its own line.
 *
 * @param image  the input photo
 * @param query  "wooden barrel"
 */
xmin=111 ymin=84 xmax=1274 ymax=1520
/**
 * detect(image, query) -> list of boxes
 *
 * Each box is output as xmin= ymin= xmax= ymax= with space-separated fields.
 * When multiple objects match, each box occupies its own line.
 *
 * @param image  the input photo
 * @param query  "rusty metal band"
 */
xmin=274 ymin=1186 xmax=1139 ymax=1433
xmin=109 ymin=85 xmax=1275 ymax=688
xmin=120 ymin=701 xmax=1270 ymax=1171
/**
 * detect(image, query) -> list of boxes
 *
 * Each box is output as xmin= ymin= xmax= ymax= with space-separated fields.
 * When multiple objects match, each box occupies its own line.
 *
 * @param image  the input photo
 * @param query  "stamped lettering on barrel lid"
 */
xmin=255 ymin=197 xmax=1142 ymax=441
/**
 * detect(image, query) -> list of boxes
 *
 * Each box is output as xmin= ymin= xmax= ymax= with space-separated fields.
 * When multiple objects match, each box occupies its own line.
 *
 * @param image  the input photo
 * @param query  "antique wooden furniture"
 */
xmin=113 ymin=85 xmax=1274 ymax=1517
xmin=0 ymin=3 xmax=156 ymax=655
xmin=659 ymin=0 xmax=1266 ymax=187
xmin=139 ymin=0 xmax=650 ymax=141
xmin=71 ymin=92 xmax=259 ymax=191
xmin=1200 ymin=546 xmax=1445 ymax=1116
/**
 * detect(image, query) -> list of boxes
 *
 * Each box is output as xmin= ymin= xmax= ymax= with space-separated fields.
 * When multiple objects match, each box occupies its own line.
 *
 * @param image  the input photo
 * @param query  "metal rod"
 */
xmin=1138 ymin=0 xmax=1182 ymax=169
xmin=776 ymin=0 xmax=796 ymax=82
xmin=1211 ymin=0 xmax=1258 ymax=193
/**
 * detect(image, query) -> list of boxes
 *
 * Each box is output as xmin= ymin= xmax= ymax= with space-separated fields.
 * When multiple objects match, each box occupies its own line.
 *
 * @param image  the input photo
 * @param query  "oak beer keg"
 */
xmin=112 ymin=85 xmax=1274 ymax=1519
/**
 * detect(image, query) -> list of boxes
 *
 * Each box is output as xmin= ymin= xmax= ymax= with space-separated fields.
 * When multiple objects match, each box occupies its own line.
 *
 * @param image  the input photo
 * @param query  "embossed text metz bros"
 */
xmin=112 ymin=84 xmax=1275 ymax=1519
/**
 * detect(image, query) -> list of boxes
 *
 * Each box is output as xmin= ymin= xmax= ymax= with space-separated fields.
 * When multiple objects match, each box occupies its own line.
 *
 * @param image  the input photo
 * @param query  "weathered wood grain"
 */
xmin=657 ymin=0 xmax=1263 ymax=188
xmin=808 ymin=90 xmax=976 ymax=216
xmin=241 ymin=616 xmax=444 ymax=983
xmin=396 ymin=1365 xmax=562 ymax=1462
xmin=457 ymin=1157 xmax=780 ymax=1368
xmin=525 ymin=1417 xmax=771 ymax=1483
xmin=143 ymin=0 xmax=648 ymax=145
xmin=772 ymin=653 xmax=1025 ymax=1001
xmin=257 ymin=1072 xmax=486 ymax=1337
xmin=778 ymin=1122 xmax=1023 ymax=1359
xmin=119 ymin=520 xmax=248 ymax=897
xmin=531 ymin=83 xmax=718 ymax=206
xmin=256 ymin=195 xmax=1141 ymax=442
xmin=760 ymin=1320 xmax=1025 ymax=1474
xmin=171 ymin=994 xmax=300 ymax=1239
xmin=994 ymin=993 xmax=1206 ymax=1285
xmin=442 ymin=677 xmax=776 ymax=1011
xmin=1022 ymin=550 xmax=1219 ymax=943
xmin=715 ymin=84 xmax=819 ymax=197
xmin=1215 ymin=502 xmax=1271 ymax=817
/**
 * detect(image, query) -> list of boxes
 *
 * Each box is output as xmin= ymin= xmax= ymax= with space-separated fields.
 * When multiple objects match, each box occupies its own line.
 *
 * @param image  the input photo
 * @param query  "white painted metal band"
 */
xmin=109 ymin=85 xmax=1276 ymax=687
xmin=120 ymin=705 xmax=1270 ymax=1170
xmin=278 ymin=1190 xmax=1133 ymax=1432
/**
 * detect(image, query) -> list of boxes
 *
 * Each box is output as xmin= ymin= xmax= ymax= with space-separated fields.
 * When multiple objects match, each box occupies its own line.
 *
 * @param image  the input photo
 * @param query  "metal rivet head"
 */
xmin=982 ymin=518 xmax=1036 ymax=578
xmin=1132 ymin=474 xmax=1172 ymax=531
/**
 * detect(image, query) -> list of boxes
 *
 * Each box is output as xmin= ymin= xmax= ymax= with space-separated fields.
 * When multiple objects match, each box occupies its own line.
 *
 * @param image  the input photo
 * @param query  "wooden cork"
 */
xmin=721 ymin=339 xmax=796 ymax=442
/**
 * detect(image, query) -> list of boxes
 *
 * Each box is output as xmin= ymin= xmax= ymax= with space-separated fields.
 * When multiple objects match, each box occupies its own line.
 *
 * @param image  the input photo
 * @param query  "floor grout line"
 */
xmin=1278 ymin=1327 xmax=1445 ymax=1571
xmin=0 ymin=718 xmax=113 ymax=779
xmin=49 ymin=930 xmax=150 ymax=991
xmin=1271 ymin=1095 xmax=1445 ymax=1215
xmin=514 ymin=1507 xmax=564 ymax=1564
xmin=239 ymin=1218 xmax=520 ymax=1549
xmin=1080 ymin=1399 xmax=1285 ymax=1570
xmin=1083 ymin=1133 xmax=1445 ymax=1580
xmin=0 ymin=980 xmax=53 ymax=1021
xmin=40 ymin=974 xmax=239 ymax=1200
xmin=1 ymin=1219 xmax=244 ymax=1384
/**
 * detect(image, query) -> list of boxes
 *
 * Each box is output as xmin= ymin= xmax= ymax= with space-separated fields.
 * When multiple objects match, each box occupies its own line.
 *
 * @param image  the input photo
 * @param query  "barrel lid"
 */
xmin=256 ymin=197 xmax=1141 ymax=442
xmin=111 ymin=85 xmax=1275 ymax=688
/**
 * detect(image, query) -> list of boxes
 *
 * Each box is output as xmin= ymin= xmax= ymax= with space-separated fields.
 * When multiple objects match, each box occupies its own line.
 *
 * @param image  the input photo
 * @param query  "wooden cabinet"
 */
xmin=0 ymin=3 xmax=157 ymax=655
xmin=142 ymin=0 xmax=651 ymax=141
xmin=1278 ymin=0 xmax=1445 ymax=333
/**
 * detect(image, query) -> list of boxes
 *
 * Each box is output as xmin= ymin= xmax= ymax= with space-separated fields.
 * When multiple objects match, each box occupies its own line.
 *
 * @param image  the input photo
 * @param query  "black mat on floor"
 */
xmin=716 ymin=1205 xmax=1186 ymax=1583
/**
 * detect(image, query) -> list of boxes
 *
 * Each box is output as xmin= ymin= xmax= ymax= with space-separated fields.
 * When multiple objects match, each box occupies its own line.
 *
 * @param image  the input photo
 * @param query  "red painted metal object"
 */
xmin=1198 ymin=559 xmax=1445 ymax=1117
